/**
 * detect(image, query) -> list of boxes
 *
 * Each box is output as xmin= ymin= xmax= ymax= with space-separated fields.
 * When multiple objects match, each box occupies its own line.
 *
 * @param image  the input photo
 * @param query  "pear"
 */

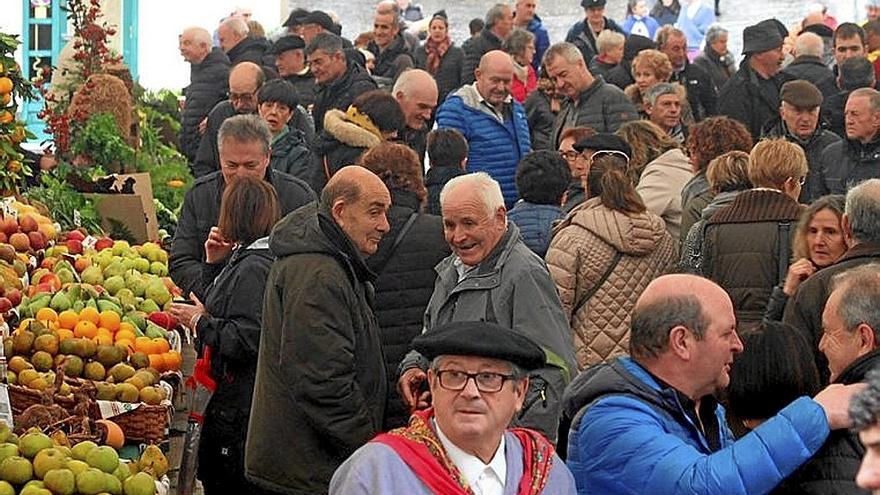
xmin=43 ymin=468 xmax=75 ymax=495
xmin=123 ymin=472 xmax=156 ymax=495
xmin=136 ymin=445 xmax=168 ymax=478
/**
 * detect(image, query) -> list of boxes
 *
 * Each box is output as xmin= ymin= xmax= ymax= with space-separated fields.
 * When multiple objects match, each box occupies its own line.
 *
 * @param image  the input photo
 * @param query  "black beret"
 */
xmin=742 ymin=22 xmax=783 ymax=55
xmin=573 ymin=133 xmax=632 ymax=157
xmin=282 ymin=8 xmax=310 ymax=28
xmin=780 ymin=80 xmax=823 ymax=108
xmin=413 ymin=321 xmax=546 ymax=371
xmin=302 ymin=10 xmax=335 ymax=32
xmin=581 ymin=0 xmax=607 ymax=8
xmin=269 ymin=36 xmax=306 ymax=55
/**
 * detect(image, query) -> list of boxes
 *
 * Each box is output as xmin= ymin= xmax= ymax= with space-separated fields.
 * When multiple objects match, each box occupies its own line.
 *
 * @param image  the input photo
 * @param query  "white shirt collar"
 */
xmin=434 ymin=420 xmax=507 ymax=495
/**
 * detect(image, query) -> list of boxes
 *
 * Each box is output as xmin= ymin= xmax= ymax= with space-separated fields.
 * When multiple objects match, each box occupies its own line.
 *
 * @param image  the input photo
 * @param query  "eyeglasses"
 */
xmin=230 ymin=91 xmax=256 ymax=102
xmin=559 ymin=150 xmax=579 ymax=161
xmin=435 ymin=369 xmax=515 ymax=393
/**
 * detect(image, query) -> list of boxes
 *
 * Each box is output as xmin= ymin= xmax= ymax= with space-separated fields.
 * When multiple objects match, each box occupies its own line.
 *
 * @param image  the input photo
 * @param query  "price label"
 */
xmin=73 ymin=209 xmax=82 ymax=227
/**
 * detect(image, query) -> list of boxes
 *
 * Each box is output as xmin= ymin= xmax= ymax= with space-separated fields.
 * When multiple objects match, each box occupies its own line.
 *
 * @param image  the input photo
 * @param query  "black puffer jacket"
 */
xmin=283 ymin=71 xmax=318 ymax=110
xmin=413 ymin=43 xmax=464 ymax=103
xmin=365 ymin=189 xmax=450 ymax=429
xmin=180 ymin=48 xmax=230 ymax=163
xmin=817 ymin=136 xmax=880 ymax=196
xmin=311 ymin=109 xmax=383 ymax=192
xmin=781 ymin=55 xmax=838 ymax=100
xmin=424 ymin=166 xmax=466 ymax=216
xmin=461 ymin=29 xmax=503 ymax=85
xmin=169 ymin=168 xmax=315 ymax=300
xmin=761 ymin=118 xmax=841 ymax=203
xmin=523 ymin=89 xmax=558 ymax=151
xmin=193 ymin=101 xmax=238 ymax=178
xmin=718 ymin=63 xmax=792 ymax=140
xmin=670 ymin=60 xmax=718 ymax=122
xmin=367 ymin=34 xmax=414 ymax=87
xmin=702 ymin=190 xmax=803 ymax=323
xmin=312 ymin=61 xmax=378 ymax=135
xmin=246 ymin=202 xmax=387 ymax=495
xmin=270 ymin=127 xmax=314 ymax=183
xmin=226 ymin=36 xmax=277 ymax=78
xmin=773 ymin=350 xmax=880 ymax=495
xmin=551 ymin=77 xmax=638 ymax=146
xmin=196 ymin=239 xmax=274 ymax=487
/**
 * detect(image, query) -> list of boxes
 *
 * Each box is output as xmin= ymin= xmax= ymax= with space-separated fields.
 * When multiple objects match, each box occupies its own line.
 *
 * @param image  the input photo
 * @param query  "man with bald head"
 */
xmin=246 ymin=166 xmax=391 ymax=494
xmin=563 ymin=274 xmax=865 ymax=494
xmin=393 ymin=69 xmax=438 ymax=163
xmin=436 ymin=50 xmax=531 ymax=207
xmin=782 ymin=32 xmax=838 ymax=99
xmin=179 ymin=26 xmax=230 ymax=165
xmin=217 ymin=16 xmax=273 ymax=73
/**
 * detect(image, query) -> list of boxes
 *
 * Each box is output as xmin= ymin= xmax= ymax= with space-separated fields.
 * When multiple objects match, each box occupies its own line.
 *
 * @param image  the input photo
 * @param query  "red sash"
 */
xmin=372 ymin=408 xmax=554 ymax=495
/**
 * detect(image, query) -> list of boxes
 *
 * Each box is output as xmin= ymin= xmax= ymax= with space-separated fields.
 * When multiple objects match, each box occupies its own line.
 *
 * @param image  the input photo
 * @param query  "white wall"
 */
xmin=2 ymin=1 xmax=25 ymax=71
xmin=137 ymin=0 xmax=285 ymax=91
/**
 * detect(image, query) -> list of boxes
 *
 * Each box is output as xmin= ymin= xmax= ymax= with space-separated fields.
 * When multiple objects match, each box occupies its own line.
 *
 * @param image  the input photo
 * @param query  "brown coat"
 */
xmin=546 ymin=197 xmax=677 ymax=369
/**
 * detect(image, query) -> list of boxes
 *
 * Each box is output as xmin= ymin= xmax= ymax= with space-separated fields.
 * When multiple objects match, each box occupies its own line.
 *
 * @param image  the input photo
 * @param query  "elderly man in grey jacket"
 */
xmin=544 ymin=41 xmax=638 ymax=147
xmin=398 ymin=172 xmax=577 ymax=444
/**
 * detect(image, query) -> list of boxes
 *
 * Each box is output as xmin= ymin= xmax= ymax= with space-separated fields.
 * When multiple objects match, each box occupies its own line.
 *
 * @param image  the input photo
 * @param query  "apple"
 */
xmin=40 ymin=257 xmax=57 ymax=270
xmin=66 ymin=230 xmax=85 ymax=242
xmin=27 ymin=231 xmax=46 ymax=251
xmin=74 ymin=256 xmax=91 ymax=273
xmin=39 ymin=272 xmax=61 ymax=292
xmin=94 ymin=237 xmax=114 ymax=252
xmin=0 ymin=298 xmax=12 ymax=314
xmin=0 ymin=216 xmax=17 ymax=237
xmin=66 ymin=239 xmax=83 ymax=255
xmin=5 ymin=289 xmax=21 ymax=307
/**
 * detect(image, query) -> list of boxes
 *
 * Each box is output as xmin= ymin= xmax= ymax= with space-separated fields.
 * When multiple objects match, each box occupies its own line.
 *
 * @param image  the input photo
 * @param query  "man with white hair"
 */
xmin=217 ymin=17 xmax=273 ymax=74
xmin=782 ymin=32 xmax=839 ymax=99
xmin=393 ymin=69 xmax=439 ymax=163
xmin=397 ymin=172 xmax=578 ymax=445
xmin=178 ymin=27 xmax=230 ymax=165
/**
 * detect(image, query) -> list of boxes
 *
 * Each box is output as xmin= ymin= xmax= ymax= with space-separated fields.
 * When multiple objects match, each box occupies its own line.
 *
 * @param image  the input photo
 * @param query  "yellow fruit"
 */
xmin=0 ymin=111 xmax=11 ymax=124
xmin=79 ymin=307 xmax=100 ymax=325
xmin=114 ymin=329 xmax=136 ymax=343
xmin=0 ymin=93 xmax=9 ymax=106
xmin=35 ymin=307 xmax=58 ymax=323
xmin=58 ymin=310 xmax=79 ymax=330
xmin=73 ymin=320 xmax=98 ymax=339
xmin=56 ymin=328 xmax=74 ymax=341
xmin=98 ymin=310 xmax=120 ymax=332
xmin=166 ymin=179 xmax=185 ymax=188
xmin=0 ymin=77 xmax=12 ymax=94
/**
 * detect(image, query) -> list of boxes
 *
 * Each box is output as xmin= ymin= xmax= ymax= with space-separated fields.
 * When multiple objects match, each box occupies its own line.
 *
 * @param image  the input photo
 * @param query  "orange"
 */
xmin=152 ymin=338 xmax=170 ymax=354
xmin=98 ymin=310 xmax=120 ymax=332
xmin=96 ymin=327 xmax=112 ymax=340
xmin=134 ymin=336 xmax=154 ymax=354
xmin=117 ymin=322 xmax=137 ymax=335
xmin=93 ymin=334 xmax=112 ymax=346
xmin=0 ymin=77 xmax=12 ymax=94
xmin=35 ymin=308 xmax=58 ymax=323
xmin=148 ymin=353 xmax=165 ymax=372
xmin=78 ymin=307 xmax=100 ymax=325
xmin=96 ymin=419 xmax=125 ymax=449
xmin=114 ymin=329 xmax=136 ymax=343
xmin=116 ymin=339 xmax=134 ymax=353
xmin=73 ymin=320 xmax=98 ymax=339
xmin=56 ymin=328 xmax=74 ymax=341
xmin=163 ymin=351 xmax=182 ymax=371
xmin=57 ymin=310 xmax=79 ymax=330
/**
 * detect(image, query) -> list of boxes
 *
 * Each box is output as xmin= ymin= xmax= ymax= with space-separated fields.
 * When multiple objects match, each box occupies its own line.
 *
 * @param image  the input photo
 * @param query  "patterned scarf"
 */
xmin=425 ymin=36 xmax=451 ymax=75
xmin=372 ymin=408 xmax=555 ymax=495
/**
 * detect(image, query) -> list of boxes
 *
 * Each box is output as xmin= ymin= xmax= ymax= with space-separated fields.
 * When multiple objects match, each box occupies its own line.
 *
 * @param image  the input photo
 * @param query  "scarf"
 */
xmin=372 ymin=408 xmax=554 ymax=495
xmin=425 ymin=36 xmax=451 ymax=75
xmin=512 ymin=60 xmax=529 ymax=84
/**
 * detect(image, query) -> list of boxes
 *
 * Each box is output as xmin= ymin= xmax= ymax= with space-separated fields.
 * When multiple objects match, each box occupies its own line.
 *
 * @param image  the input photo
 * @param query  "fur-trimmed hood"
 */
xmin=322 ymin=109 xmax=382 ymax=149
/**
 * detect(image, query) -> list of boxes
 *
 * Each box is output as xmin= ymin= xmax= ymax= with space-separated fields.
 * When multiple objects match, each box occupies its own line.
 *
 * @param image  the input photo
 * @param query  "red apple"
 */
xmin=0 ymin=298 xmax=12 ymax=314
xmin=5 ymin=289 xmax=21 ymax=308
xmin=94 ymin=237 xmax=114 ymax=252
xmin=0 ymin=216 xmax=17 ymax=237
xmin=66 ymin=230 xmax=85 ymax=242
xmin=66 ymin=239 xmax=83 ymax=255
xmin=27 ymin=231 xmax=46 ymax=251
xmin=30 ymin=282 xmax=53 ymax=295
xmin=40 ymin=257 xmax=57 ymax=270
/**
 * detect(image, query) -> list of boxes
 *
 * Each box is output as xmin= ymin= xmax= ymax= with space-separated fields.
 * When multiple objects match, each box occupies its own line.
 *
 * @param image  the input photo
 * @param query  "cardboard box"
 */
xmin=86 ymin=173 xmax=159 ymax=243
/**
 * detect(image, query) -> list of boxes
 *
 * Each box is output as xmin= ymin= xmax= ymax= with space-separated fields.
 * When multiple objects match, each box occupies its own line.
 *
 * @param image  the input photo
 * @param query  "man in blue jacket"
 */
xmin=562 ymin=273 xmax=865 ymax=495
xmin=436 ymin=50 xmax=531 ymax=207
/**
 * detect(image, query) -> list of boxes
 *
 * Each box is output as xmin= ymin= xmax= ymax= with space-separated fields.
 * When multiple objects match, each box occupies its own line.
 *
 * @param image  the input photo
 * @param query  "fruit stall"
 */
xmin=0 ymin=2 xmax=195 ymax=493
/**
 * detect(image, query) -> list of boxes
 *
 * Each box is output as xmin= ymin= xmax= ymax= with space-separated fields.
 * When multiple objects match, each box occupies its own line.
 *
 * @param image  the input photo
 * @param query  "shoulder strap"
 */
xmin=776 ymin=221 xmax=792 ymax=284
xmin=571 ymin=250 xmax=624 ymax=323
xmin=372 ymin=212 xmax=419 ymax=274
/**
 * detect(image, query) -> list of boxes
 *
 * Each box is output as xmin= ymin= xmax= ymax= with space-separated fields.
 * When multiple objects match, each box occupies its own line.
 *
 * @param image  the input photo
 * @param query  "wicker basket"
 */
xmin=9 ymin=385 xmax=78 ymax=416
xmin=104 ymin=403 xmax=171 ymax=444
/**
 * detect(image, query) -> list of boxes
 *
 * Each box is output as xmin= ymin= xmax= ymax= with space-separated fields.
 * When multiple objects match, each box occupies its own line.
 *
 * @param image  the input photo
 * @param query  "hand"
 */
xmin=398 ymin=368 xmax=431 ymax=412
xmin=814 ymin=382 xmax=868 ymax=430
xmin=204 ymin=227 xmax=234 ymax=264
xmin=782 ymin=258 xmax=816 ymax=296
xmin=198 ymin=117 xmax=208 ymax=135
xmin=168 ymin=293 xmax=207 ymax=334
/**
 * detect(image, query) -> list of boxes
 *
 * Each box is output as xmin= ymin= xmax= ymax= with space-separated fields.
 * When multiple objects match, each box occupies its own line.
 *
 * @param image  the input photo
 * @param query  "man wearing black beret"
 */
xmin=718 ymin=20 xmax=794 ymax=140
xmin=270 ymin=36 xmax=317 ymax=109
xmin=331 ymin=321 xmax=577 ymax=494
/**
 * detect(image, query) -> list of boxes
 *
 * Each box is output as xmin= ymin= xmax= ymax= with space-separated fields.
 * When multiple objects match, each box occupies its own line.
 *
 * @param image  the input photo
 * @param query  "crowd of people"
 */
xmin=164 ymin=0 xmax=880 ymax=493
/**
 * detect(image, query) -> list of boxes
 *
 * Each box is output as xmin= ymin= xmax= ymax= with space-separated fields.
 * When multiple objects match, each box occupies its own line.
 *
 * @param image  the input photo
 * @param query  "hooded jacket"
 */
xmin=311 ymin=109 xmax=384 ymax=192
xmin=180 ymin=48 xmax=230 ymax=163
xmin=546 ymin=197 xmax=677 ymax=368
xmin=312 ymin=61 xmax=378 ymax=136
xmin=636 ymin=148 xmax=694 ymax=240
xmin=436 ymin=84 xmax=531 ymax=207
xmin=562 ymin=357 xmax=830 ymax=495
xmin=245 ymin=202 xmax=387 ymax=495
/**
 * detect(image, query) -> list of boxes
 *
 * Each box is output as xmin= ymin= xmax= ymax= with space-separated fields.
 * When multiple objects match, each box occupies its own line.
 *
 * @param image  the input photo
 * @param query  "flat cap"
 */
xmin=780 ymin=80 xmax=823 ymax=108
xmin=573 ymin=133 xmax=632 ymax=157
xmin=282 ymin=8 xmax=310 ymax=28
xmin=413 ymin=321 xmax=546 ymax=371
xmin=302 ymin=10 xmax=335 ymax=32
xmin=581 ymin=0 xmax=607 ymax=8
xmin=742 ymin=22 xmax=783 ymax=55
xmin=269 ymin=36 xmax=306 ymax=55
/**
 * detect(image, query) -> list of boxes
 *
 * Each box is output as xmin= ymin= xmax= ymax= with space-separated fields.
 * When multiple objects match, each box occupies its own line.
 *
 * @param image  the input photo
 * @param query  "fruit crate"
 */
xmin=7 ymin=383 xmax=97 ymax=418
xmin=97 ymin=401 xmax=171 ymax=445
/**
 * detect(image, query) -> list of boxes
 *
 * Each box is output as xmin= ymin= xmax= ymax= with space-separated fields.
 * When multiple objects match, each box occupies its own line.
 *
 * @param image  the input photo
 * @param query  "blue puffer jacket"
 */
xmin=507 ymin=201 xmax=561 ymax=258
xmin=562 ymin=357 xmax=830 ymax=495
xmin=436 ymin=84 xmax=531 ymax=208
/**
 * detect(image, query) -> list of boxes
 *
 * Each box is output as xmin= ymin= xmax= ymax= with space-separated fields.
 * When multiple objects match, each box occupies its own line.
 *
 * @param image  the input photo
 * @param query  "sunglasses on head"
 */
xmin=591 ymin=149 xmax=631 ymax=165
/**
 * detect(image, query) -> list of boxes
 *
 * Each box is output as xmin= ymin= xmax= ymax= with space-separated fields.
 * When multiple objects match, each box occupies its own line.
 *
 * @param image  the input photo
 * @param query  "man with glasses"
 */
xmin=397 ymin=172 xmax=577 ymax=445
xmin=331 ymin=320 xmax=577 ymax=494
xmin=170 ymin=115 xmax=315 ymax=300
xmin=563 ymin=133 xmax=632 ymax=214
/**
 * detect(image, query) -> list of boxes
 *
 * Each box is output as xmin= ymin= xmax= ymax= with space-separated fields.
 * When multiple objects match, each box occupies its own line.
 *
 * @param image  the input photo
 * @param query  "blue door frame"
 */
xmin=20 ymin=0 xmax=139 ymax=144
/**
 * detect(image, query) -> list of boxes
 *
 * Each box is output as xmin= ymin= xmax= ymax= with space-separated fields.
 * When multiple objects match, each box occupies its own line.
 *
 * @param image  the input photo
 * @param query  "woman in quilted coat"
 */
xmin=546 ymin=145 xmax=677 ymax=369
